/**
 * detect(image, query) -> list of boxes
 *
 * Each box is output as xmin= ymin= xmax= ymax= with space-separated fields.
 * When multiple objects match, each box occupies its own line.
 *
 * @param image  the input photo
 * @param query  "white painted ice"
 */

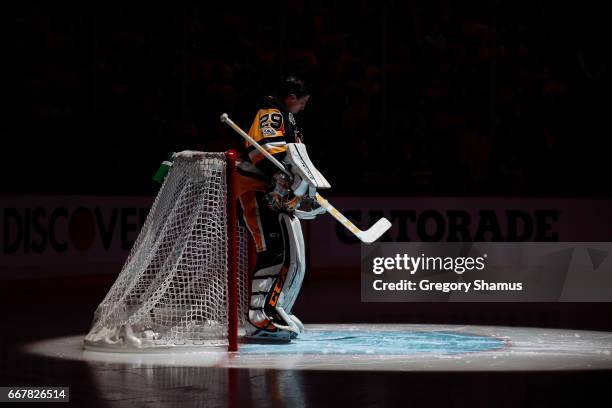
xmin=23 ymin=324 xmax=612 ymax=371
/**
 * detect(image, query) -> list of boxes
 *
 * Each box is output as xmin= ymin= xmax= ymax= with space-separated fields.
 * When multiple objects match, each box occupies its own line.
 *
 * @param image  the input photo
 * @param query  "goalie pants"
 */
xmin=238 ymin=190 xmax=306 ymax=338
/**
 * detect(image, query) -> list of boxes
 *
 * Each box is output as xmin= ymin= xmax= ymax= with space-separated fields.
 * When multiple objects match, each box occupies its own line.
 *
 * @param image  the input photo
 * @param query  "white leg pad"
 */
xmin=277 ymin=213 xmax=305 ymax=313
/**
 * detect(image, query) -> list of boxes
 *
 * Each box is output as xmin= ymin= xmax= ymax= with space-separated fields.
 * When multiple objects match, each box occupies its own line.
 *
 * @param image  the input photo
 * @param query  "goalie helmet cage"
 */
xmin=84 ymin=150 xmax=254 ymax=352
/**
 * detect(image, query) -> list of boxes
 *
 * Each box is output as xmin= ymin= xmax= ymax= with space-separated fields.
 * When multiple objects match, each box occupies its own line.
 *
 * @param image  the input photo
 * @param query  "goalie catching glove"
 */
xmin=265 ymin=171 xmax=302 ymax=212
xmin=264 ymin=143 xmax=331 ymax=215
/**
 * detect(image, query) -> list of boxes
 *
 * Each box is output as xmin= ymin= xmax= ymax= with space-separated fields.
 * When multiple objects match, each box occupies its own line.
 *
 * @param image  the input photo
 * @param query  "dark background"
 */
xmin=5 ymin=0 xmax=611 ymax=196
xmin=2 ymin=0 xmax=612 ymax=346
xmin=2 ymin=2 xmax=612 ymax=406
xmin=3 ymin=0 xmax=612 ymax=335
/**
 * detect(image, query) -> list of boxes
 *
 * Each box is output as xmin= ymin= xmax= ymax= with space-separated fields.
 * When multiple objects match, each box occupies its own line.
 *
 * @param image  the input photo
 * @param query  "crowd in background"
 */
xmin=8 ymin=1 xmax=609 ymax=196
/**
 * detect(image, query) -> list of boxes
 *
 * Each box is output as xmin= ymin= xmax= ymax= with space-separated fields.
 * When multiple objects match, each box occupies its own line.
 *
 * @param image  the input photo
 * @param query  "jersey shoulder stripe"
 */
xmin=246 ymin=136 xmax=286 ymax=153
xmin=250 ymin=145 xmax=287 ymax=165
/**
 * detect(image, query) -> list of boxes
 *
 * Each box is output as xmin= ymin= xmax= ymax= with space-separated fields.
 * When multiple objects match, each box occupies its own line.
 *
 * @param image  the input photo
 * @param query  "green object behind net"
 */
xmin=152 ymin=152 xmax=176 ymax=184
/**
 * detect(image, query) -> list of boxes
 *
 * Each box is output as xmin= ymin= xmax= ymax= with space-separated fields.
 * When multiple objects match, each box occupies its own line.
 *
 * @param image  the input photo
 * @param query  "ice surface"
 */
xmin=23 ymin=324 xmax=612 ymax=372
xmin=240 ymin=328 xmax=504 ymax=354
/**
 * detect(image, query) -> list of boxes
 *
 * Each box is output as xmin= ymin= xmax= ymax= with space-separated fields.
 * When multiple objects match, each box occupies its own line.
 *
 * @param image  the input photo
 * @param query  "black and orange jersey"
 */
xmin=241 ymin=95 xmax=303 ymax=178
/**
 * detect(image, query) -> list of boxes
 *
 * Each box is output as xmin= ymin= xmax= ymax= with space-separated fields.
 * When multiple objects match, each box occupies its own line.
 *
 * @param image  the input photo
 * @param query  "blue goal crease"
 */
xmin=239 ymin=330 xmax=505 ymax=355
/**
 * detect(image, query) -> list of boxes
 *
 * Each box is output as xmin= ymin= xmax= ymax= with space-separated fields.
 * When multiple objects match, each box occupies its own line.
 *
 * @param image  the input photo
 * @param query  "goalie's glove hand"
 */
xmin=265 ymin=171 xmax=302 ymax=212
xmin=294 ymin=196 xmax=327 ymax=220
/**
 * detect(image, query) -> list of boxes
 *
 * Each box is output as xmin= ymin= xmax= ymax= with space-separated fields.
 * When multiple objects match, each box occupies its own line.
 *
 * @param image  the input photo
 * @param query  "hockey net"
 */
xmin=84 ymin=151 xmax=251 ymax=351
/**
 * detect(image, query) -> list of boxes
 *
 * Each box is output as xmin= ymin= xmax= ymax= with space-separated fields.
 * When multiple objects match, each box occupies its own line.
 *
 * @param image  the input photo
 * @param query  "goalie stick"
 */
xmin=220 ymin=113 xmax=391 ymax=244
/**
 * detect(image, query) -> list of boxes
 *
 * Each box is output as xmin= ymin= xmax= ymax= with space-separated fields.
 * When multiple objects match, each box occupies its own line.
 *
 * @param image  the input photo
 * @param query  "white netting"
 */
xmin=84 ymin=152 xmax=250 ymax=350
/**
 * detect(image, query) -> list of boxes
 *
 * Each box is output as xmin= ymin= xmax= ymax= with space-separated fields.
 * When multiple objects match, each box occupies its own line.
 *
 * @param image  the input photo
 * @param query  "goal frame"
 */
xmin=226 ymin=150 xmax=240 ymax=352
xmin=83 ymin=150 xmax=254 ymax=352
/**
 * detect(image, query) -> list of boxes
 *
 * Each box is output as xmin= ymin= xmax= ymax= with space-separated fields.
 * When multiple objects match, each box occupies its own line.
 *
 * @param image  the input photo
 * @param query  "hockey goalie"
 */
xmin=233 ymin=77 xmax=329 ymax=342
